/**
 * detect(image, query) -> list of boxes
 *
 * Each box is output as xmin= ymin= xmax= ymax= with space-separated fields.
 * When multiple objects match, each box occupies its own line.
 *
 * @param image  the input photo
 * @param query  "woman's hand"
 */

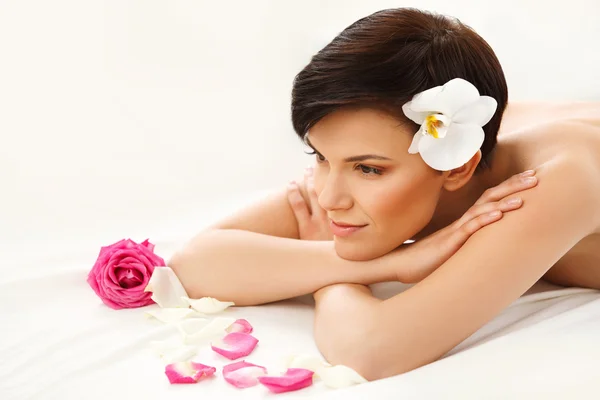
xmin=397 ymin=169 xmax=539 ymax=283
xmin=286 ymin=167 xmax=334 ymax=241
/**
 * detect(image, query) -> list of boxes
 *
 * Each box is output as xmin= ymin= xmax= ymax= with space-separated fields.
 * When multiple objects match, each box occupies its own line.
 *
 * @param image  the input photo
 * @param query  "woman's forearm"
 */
xmin=168 ymin=229 xmax=395 ymax=306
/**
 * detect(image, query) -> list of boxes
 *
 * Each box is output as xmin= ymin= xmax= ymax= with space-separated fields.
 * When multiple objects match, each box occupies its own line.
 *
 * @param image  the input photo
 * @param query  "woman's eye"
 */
xmin=315 ymin=153 xmax=326 ymax=163
xmin=358 ymin=165 xmax=383 ymax=175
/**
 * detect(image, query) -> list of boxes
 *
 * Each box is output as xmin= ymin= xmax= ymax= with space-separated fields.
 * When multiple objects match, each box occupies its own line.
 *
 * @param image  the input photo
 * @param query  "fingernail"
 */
xmin=522 ymin=176 xmax=537 ymax=184
xmin=488 ymin=210 xmax=501 ymax=218
xmin=520 ymin=170 xmax=535 ymax=177
xmin=506 ymin=197 xmax=522 ymax=206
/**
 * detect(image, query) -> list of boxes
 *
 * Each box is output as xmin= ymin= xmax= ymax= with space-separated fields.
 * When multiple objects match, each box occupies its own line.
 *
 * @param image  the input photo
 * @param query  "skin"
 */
xmin=310 ymin=101 xmax=600 ymax=379
xmin=304 ymin=106 xmax=448 ymax=261
xmin=170 ymin=100 xmax=600 ymax=380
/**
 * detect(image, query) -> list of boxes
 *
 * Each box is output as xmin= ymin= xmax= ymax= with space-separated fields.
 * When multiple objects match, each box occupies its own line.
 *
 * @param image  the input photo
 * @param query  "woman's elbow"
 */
xmin=321 ymin=331 xmax=421 ymax=382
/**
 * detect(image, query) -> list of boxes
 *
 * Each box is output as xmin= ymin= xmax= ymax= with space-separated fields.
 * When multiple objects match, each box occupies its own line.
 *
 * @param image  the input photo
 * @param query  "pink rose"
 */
xmin=87 ymin=238 xmax=166 ymax=309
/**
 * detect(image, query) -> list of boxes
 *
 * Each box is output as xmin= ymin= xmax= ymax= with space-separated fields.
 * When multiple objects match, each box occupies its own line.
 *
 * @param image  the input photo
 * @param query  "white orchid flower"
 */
xmin=402 ymin=78 xmax=498 ymax=171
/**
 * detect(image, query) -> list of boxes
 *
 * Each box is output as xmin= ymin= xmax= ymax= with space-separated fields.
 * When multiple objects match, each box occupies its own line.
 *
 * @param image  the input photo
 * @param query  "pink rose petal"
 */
xmin=211 ymin=332 xmax=258 ymax=360
xmin=164 ymin=361 xmax=216 ymax=384
xmin=258 ymin=368 xmax=314 ymax=393
xmin=222 ymin=361 xmax=267 ymax=388
xmin=226 ymin=319 xmax=253 ymax=334
xmin=87 ymin=238 xmax=165 ymax=309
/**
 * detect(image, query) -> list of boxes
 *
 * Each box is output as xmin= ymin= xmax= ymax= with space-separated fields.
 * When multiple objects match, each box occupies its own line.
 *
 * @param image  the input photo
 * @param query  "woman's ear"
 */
xmin=442 ymin=150 xmax=482 ymax=192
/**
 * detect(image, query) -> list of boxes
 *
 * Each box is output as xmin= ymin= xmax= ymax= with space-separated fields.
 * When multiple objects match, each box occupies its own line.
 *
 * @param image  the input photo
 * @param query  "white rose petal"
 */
xmin=182 ymin=296 xmax=235 ymax=314
xmin=149 ymin=337 xmax=197 ymax=364
xmin=144 ymin=267 xmax=189 ymax=308
xmin=177 ymin=317 xmax=237 ymax=345
xmin=144 ymin=308 xmax=204 ymax=324
xmin=319 ymin=365 xmax=368 ymax=389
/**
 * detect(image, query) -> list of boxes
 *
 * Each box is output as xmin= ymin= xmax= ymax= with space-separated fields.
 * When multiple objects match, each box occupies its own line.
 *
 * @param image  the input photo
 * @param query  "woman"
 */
xmin=169 ymin=8 xmax=600 ymax=380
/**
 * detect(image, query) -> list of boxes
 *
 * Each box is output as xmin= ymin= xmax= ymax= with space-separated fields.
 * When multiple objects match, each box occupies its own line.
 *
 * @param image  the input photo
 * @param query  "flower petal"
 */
xmin=177 ymin=317 xmax=236 ymax=345
xmin=452 ymin=96 xmax=498 ymax=126
xmin=144 ymin=267 xmax=189 ymax=308
xmin=284 ymin=354 xmax=331 ymax=377
xmin=211 ymin=332 xmax=259 ymax=360
xmin=407 ymin=85 xmax=444 ymax=112
xmin=408 ymin=128 xmax=423 ymax=154
xmin=222 ymin=361 xmax=268 ymax=388
xmin=182 ymin=296 xmax=235 ymax=313
xmin=418 ymin=123 xmax=485 ymax=171
xmin=150 ymin=338 xmax=198 ymax=363
xmin=410 ymin=78 xmax=480 ymax=117
xmin=257 ymin=368 xmax=314 ymax=393
xmin=164 ymin=361 xmax=216 ymax=384
xmin=145 ymin=308 xmax=204 ymax=324
xmin=226 ymin=319 xmax=253 ymax=334
xmin=318 ymin=365 xmax=368 ymax=388
xmin=401 ymin=102 xmax=429 ymax=125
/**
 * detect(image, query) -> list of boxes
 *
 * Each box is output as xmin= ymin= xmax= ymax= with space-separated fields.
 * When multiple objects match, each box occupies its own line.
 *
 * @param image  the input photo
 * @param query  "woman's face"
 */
xmin=307 ymin=107 xmax=447 ymax=261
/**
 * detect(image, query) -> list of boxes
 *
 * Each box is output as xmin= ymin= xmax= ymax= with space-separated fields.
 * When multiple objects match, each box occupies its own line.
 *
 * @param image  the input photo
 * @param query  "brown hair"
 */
xmin=291 ymin=8 xmax=508 ymax=169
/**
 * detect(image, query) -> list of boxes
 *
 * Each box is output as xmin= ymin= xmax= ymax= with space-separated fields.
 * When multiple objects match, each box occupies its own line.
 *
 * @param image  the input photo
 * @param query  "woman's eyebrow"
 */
xmin=305 ymin=137 xmax=393 ymax=162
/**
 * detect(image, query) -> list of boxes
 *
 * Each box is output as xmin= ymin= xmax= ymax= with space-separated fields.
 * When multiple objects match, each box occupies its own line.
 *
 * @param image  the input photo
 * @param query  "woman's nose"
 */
xmin=316 ymin=173 xmax=353 ymax=212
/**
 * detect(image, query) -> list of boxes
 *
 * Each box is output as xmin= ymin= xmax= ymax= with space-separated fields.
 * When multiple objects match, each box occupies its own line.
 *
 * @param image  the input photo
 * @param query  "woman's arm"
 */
xmin=169 ymin=229 xmax=395 ymax=305
xmin=170 ymin=169 xmax=537 ymax=305
xmin=313 ymin=154 xmax=600 ymax=381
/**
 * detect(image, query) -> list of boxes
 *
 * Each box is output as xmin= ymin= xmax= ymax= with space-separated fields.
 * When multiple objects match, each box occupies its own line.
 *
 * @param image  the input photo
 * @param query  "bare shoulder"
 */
xmin=207 ymin=174 xmax=313 ymax=239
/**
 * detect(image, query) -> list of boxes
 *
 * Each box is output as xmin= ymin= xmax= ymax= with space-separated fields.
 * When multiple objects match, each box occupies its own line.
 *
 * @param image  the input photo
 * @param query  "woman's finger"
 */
xmin=453 ymin=196 xmax=523 ymax=229
xmin=474 ymin=170 xmax=538 ymax=205
xmin=287 ymin=181 xmax=311 ymax=230
xmin=305 ymin=167 xmax=324 ymax=218
xmin=456 ymin=210 xmax=503 ymax=240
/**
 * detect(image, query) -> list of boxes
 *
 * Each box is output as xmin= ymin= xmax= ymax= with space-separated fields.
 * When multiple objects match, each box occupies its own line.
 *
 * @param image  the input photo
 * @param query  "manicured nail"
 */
xmin=506 ymin=197 xmax=522 ymax=206
xmin=520 ymin=170 xmax=535 ymax=177
xmin=522 ymin=176 xmax=537 ymax=184
xmin=488 ymin=210 xmax=501 ymax=218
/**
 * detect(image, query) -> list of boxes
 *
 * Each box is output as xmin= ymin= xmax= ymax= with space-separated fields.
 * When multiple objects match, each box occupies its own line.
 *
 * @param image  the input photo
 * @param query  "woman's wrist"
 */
xmin=332 ymin=246 xmax=399 ymax=285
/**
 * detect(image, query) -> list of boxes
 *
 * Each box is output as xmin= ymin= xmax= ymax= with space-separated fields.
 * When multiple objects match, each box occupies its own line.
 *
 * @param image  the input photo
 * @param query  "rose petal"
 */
xmin=211 ymin=332 xmax=259 ymax=360
xmin=257 ymin=368 xmax=314 ymax=393
xmin=145 ymin=308 xmax=205 ymax=324
xmin=452 ymin=96 xmax=498 ymax=126
xmin=284 ymin=354 xmax=331 ymax=377
xmin=144 ymin=267 xmax=189 ymax=308
xmin=182 ymin=296 xmax=235 ymax=313
xmin=177 ymin=317 xmax=236 ymax=345
xmin=418 ymin=123 xmax=485 ymax=171
xmin=150 ymin=338 xmax=198 ymax=363
xmin=165 ymin=361 xmax=216 ymax=384
xmin=226 ymin=319 xmax=253 ymax=334
xmin=222 ymin=361 xmax=268 ymax=388
xmin=318 ymin=365 xmax=368 ymax=388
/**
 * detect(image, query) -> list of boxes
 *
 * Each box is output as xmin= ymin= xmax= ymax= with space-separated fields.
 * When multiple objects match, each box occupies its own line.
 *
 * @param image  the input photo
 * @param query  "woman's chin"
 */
xmin=333 ymin=240 xmax=390 ymax=261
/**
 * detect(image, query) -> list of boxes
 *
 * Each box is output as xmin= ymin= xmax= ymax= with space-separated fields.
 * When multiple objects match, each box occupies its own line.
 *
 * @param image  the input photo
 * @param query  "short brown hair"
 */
xmin=291 ymin=8 xmax=508 ymax=169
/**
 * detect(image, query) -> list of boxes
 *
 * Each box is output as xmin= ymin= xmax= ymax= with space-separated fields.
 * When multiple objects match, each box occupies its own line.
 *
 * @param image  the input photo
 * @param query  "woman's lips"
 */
xmin=329 ymin=220 xmax=367 ymax=237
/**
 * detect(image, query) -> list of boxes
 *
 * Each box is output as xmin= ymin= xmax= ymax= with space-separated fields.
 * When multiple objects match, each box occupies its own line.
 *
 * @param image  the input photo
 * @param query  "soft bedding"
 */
xmin=2 ymin=193 xmax=599 ymax=400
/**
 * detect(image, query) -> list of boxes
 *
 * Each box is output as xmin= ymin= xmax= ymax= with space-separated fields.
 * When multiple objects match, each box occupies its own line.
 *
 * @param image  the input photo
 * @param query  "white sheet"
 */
xmin=2 ymin=198 xmax=600 ymax=400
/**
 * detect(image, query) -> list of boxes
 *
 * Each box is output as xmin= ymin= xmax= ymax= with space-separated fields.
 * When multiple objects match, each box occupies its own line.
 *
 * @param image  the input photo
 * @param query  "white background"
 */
xmin=1 ymin=0 xmax=599 ymax=274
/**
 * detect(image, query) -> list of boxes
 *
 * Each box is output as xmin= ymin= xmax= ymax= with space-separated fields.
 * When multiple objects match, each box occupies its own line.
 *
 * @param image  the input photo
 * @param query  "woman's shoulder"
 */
xmin=499 ymin=102 xmax=600 ymax=170
xmin=500 ymin=101 xmax=600 ymax=135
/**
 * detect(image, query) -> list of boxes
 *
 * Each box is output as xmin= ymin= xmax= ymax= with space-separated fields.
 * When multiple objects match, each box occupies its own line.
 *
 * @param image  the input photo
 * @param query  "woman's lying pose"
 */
xmin=169 ymin=8 xmax=600 ymax=380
